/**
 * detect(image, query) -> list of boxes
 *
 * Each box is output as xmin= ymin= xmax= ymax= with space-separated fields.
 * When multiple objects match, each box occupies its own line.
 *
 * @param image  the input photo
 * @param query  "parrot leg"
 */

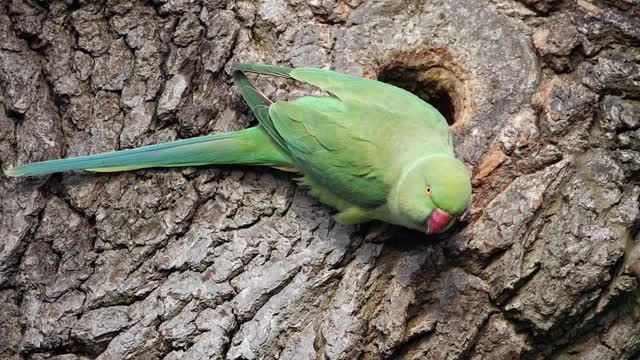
xmin=364 ymin=222 xmax=393 ymax=243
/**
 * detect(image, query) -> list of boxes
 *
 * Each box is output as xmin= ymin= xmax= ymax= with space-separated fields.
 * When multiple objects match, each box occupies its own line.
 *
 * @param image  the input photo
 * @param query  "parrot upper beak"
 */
xmin=426 ymin=208 xmax=452 ymax=234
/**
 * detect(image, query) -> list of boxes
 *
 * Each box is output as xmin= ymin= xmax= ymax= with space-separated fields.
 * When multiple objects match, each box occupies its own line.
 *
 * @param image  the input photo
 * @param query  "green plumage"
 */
xmin=4 ymin=126 xmax=290 ymax=176
xmin=5 ymin=63 xmax=472 ymax=234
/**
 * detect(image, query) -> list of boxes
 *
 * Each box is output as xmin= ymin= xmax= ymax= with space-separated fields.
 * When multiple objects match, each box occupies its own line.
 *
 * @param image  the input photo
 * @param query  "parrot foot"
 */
xmin=365 ymin=222 xmax=393 ymax=243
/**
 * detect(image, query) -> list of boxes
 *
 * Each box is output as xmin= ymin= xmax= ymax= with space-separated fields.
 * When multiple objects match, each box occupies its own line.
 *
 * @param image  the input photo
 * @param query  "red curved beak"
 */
xmin=427 ymin=208 xmax=452 ymax=234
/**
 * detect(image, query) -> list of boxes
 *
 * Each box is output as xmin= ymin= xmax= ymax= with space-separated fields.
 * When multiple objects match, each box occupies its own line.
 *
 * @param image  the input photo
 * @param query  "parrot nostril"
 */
xmin=378 ymin=66 xmax=459 ymax=126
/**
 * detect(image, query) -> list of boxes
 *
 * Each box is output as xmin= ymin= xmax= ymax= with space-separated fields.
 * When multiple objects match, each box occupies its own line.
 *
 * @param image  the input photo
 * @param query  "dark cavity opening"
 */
xmin=378 ymin=66 xmax=459 ymax=126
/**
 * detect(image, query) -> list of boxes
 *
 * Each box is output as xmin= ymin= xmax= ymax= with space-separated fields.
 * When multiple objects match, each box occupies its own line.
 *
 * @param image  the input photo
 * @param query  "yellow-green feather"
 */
xmin=5 ymin=126 xmax=291 ymax=177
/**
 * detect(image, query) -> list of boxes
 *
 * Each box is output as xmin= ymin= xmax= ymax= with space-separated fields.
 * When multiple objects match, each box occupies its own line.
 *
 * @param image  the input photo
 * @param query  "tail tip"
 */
xmin=3 ymin=167 xmax=20 ymax=177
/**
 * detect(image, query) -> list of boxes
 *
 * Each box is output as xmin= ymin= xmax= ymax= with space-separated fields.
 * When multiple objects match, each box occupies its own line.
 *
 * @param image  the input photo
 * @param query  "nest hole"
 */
xmin=378 ymin=66 xmax=463 ymax=126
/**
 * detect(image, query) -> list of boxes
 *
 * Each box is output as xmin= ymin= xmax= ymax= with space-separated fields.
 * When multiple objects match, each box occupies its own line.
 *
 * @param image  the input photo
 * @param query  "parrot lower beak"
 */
xmin=426 ymin=208 xmax=452 ymax=234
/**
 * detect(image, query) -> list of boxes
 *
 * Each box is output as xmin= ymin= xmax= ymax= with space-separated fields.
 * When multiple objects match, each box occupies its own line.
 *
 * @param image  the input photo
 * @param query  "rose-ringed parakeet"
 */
xmin=4 ymin=64 xmax=472 ymax=234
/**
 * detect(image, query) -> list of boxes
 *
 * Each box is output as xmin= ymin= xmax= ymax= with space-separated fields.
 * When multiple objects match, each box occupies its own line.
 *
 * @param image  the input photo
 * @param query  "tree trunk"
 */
xmin=1 ymin=0 xmax=639 ymax=359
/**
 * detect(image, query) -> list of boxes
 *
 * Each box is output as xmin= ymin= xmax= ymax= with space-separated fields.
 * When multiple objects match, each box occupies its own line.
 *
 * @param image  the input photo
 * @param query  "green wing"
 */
xmin=289 ymin=67 xmax=452 ymax=148
xmin=270 ymin=99 xmax=388 ymax=208
xmin=234 ymin=64 xmax=389 ymax=208
xmin=233 ymin=64 xmax=452 ymax=210
xmin=235 ymin=63 xmax=450 ymax=135
xmin=233 ymin=65 xmax=290 ymax=150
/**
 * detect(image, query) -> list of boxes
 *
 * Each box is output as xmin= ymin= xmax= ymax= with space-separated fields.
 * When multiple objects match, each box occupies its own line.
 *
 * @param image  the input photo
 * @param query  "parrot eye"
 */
xmin=425 ymin=185 xmax=432 ymax=196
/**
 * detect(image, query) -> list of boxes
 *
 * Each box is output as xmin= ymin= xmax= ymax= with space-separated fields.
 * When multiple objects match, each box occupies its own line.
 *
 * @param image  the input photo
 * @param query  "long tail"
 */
xmin=4 ymin=126 xmax=293 ymax=177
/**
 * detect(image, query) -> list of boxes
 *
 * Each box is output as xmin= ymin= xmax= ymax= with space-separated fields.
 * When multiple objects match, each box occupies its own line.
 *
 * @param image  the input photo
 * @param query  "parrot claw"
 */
xmin=365 ymin=222 xmax=392 ymax=243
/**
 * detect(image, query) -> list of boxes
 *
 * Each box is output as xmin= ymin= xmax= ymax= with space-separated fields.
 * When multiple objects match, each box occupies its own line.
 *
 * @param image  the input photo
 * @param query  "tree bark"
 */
xmin=1 ymin=0 xmax=639 ymax=359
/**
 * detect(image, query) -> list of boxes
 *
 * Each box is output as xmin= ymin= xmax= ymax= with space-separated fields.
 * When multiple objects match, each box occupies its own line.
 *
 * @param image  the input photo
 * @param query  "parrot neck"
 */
xmin=386 ymin=154 xmax=440 ymax=225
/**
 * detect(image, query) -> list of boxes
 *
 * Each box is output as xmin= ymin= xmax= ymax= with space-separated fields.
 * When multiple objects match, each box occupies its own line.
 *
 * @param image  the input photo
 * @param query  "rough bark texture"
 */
xmin=1 ymin=0 xmax=639 ymax=359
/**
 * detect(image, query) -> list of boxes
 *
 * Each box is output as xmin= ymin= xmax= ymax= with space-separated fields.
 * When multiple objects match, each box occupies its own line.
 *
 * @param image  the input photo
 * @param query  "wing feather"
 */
xmin=269 ymin=100 xmax=388 ymax=208
xmin=232 ymin=63 xmax=454 ymax=209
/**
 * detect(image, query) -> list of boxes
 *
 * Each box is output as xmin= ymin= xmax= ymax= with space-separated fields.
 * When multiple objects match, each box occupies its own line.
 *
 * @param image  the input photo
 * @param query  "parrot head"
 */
xmin=393 ymin=155 xmax=471 ymax=234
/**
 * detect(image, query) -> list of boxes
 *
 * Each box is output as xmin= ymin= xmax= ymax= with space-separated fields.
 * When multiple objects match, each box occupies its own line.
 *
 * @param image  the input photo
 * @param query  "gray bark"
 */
xmin=1 ymin=0 xmax=639 ymax=359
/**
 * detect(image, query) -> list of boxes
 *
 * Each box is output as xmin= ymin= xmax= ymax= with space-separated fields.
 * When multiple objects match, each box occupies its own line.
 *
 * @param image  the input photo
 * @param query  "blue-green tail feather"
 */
xmin=4 ymin=126 xmax=292 ymax=177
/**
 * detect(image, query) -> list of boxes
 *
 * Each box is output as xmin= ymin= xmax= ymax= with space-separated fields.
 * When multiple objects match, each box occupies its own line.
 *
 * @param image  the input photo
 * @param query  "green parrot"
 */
xmin=4 ymin=64 xmax=471 ymax=234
